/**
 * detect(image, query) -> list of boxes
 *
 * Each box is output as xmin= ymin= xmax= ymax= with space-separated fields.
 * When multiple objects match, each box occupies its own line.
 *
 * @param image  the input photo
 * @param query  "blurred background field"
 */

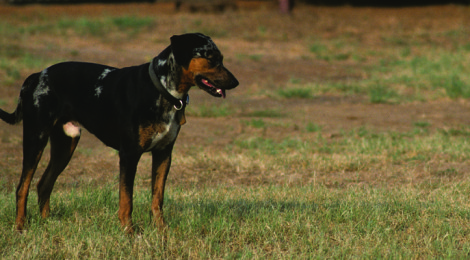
xmin=0 ymin=1 xmax=470 ymax=258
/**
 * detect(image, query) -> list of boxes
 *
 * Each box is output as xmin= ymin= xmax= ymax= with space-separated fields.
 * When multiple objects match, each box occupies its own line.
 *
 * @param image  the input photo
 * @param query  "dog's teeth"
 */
xmin=217 ymin=89 xmax=222 ymax=94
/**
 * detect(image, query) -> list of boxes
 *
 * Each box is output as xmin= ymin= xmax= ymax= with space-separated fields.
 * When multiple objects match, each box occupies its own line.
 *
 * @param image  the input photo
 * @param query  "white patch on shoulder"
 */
xmin=159 ymin=75 xmax=166 ymax=88
xmin=157 ymin=59 xmax=167 ymax=67
xmin=33 ymin=69 xmax=50 ymax=107
xmin=99 ymin=68 xmax=114 ymax=79
xmin=169 ymin=89 xmax=183 ymax=99
xmin=146 ymin=111 xmax=179 ymax=151
xmin=95 ymin=68 xmax=114 ymax=97
xmin=63 ymin=122 xmax=81 ymax=137
xmin=95 ymin=86 xmax=103 ymax=97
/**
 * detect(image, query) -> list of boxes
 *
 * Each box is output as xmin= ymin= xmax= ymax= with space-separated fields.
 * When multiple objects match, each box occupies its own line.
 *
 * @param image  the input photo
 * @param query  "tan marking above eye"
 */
xmin=188 ymin=58 xmax=212 ymax=70
xmin=181 ymin=58 xmax=214 ymax=81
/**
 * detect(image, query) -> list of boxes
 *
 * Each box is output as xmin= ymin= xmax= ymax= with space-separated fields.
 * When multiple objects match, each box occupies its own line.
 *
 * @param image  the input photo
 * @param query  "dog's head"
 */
xmin=170 ymin=33 xmax=239 ymax=98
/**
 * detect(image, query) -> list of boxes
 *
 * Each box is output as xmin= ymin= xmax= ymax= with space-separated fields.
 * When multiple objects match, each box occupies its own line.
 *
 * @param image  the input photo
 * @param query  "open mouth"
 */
xmin=197 ymin=77 xmax=226 ymax=98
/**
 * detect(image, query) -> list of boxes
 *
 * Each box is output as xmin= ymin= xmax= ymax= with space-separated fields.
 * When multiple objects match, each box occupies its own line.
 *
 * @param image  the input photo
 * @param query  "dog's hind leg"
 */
xmin=37 ymin=122 xmax=81 ymax=219
xmin=15 ymin=126 xmax=49 ymax=232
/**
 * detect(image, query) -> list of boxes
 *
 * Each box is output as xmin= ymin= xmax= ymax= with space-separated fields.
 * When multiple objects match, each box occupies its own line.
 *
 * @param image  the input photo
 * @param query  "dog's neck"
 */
xmin=150 ymin=46 xmax=185 ymax=100
xmin=149 ymin=47 xmax=188 ymax=125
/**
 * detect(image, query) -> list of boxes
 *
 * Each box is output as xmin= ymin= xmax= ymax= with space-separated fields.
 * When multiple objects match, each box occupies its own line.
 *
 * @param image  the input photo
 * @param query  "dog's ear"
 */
xmin=170 ymin=33 xmax=212 ymax=68
xmin=170 ymin=34 xmax=193 ymax=68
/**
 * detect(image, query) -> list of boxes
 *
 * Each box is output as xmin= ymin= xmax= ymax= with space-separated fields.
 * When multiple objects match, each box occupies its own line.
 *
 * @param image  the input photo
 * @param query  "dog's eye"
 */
xmin=209 ymin=58 xmax=221 ymax=67
xmin=211 ymin=60 xmax=222 ymax=67
xmin=211 ymin=55 xmax=223 ymax=67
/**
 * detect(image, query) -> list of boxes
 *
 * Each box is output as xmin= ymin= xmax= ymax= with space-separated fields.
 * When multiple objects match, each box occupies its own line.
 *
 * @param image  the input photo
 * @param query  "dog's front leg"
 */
xmin=118 ymin=149 xmax=142 ymax=234
xmin=150 ymin=146 xmax=173 ymax=230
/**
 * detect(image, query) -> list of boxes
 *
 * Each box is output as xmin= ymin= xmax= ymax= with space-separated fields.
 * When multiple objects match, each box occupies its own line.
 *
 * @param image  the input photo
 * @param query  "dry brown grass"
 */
xmin=0 ymin=2 xmax=469 ymax=190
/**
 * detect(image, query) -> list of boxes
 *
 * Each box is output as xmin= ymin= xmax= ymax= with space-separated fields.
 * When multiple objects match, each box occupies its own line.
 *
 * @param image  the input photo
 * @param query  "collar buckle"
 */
xmin=174 ymin=100 xmax=184 ymax=110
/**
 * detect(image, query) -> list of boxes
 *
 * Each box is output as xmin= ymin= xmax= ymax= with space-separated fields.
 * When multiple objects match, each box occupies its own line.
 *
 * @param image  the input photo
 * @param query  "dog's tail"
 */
xmin=0 ymin=99 xmax=23 ymax=125
xmin=0 ymin=74 xmax=33 ymax=125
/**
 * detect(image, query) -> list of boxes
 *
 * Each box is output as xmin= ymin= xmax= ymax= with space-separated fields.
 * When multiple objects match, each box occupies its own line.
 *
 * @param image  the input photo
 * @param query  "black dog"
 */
xmin=0 ymin=33 xmax=238 ymax=233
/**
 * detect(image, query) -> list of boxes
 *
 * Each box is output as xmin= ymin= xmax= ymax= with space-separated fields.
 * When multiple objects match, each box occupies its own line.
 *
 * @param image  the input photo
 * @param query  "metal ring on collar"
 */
xmin=174 ymin=100 xmax=184 ymax=110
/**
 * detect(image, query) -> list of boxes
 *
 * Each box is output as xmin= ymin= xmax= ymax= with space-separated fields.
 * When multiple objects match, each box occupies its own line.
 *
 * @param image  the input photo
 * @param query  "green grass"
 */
xmin=309 ymin=41 xmax=352 ymax=62
xmin=296 ymin=46 xmax=470 ymax=102
xmin=0 ymin=15 xmax=155 ymax=86
xmin=277 ymin=87 xmax=314 ymax=99
xmin=1 ymin=15 xmax=155 ymax=39
xmin=187 ymin=104 xmax=233 ymax=118
xmin=414 ymin=121 xmax=431 ymax=128
xmin=2 ymin=13 xmax=468 ymax=103
xmin=111 ymin=16 xmax=154 ymax=31
xmin=235 ymin=54 xmax=263 ymax=62
xmin=280 ymin=40 xmax=470 ymax=103
xmin=440 ymin=74 xmax=470 ymax=99
xmin=56 ymin=16 xmax=155 ymax=37
xmin=3 ymin=127 xmax=469 ymax=258
xmin=1 ymin=184 xmax=470 ymax=258
xmin=0 ymin=52 xmax=60 ymax=86
xmin=226 ymin=126 xmax=470 ymax=175
xmin=368 ymin=83 xmax=400 ymax=104
xmin=243 ymin=109 xmax=284 ymax=118
xmin=306 ymin=122 xmax=322 ymax=133
xmin=243 ymin=118 xmax=266 ymax=128
xmin=301 ymin=46 xmax=470 ymax=103
xmin=368 ymin=51 xmax=470 ymax=101
xmin=303 ymin=36 xmax=470 ymax=102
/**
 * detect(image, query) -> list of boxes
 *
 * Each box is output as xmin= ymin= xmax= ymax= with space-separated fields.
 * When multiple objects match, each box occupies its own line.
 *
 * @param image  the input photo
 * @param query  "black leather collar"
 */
xmin=148 ymin=60 xmax=188 ymax=111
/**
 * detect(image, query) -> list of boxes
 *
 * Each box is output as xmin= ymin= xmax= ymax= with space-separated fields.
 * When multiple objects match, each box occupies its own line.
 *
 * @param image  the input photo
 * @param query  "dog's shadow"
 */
xmin=164 ymin=197 xmax=319 ymax=229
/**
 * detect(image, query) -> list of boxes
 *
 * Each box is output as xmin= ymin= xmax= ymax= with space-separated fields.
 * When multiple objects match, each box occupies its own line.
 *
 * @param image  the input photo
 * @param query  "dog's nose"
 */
xmin=225 ymin=70 xmax=239 ymax=89
xmin=231 ymin=77 xmax=239 ymax=89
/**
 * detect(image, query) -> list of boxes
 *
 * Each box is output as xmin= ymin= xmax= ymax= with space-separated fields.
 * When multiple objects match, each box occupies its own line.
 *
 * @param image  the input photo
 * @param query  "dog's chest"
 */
xmin=140 ymin=111 xmax=180 ymax=151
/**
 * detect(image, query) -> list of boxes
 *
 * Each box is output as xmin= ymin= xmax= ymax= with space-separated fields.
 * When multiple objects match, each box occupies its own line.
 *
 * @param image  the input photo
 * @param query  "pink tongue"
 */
xmin=202 ymin=79 xmax=214 ymax=87
xmin=202 ymin=79 xmax=225 ymax=98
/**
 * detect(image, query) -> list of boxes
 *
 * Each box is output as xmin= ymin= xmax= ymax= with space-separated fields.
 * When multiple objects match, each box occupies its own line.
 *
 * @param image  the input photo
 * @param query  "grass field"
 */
xmin=2 ymin=184 xmax=470 ymax=258
xmin=0 ymin=2 xmax=470 ymax=259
